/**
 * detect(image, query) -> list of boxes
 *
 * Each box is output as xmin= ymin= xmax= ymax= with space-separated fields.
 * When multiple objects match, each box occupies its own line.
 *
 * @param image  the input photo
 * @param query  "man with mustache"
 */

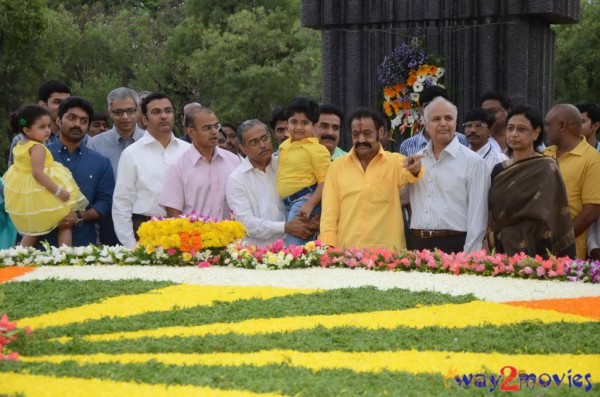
xmin=408 ymin=97 xmax=489 ymax=253
xmin=112 ymin=92 xmax=190 ymax=248
xmin=44 ymin=96 xmax=115 ymax=246
xmin=320 ymin=108 xmax=424 ymax=250
xmin=463 ymin=107 xmax=507 ymax=171
xmin=226 ymin=120 xmax=318 ymax=246
xmin=160 ymin=107 xmax=241 ymax=219
xmin=314 ymin=104 xmax=347 ymax=160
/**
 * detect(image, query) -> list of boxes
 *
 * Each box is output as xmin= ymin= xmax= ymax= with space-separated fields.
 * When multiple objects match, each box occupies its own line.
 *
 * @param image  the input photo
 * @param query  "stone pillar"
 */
xmin=302 ymin=0 xmax=579 ymax=150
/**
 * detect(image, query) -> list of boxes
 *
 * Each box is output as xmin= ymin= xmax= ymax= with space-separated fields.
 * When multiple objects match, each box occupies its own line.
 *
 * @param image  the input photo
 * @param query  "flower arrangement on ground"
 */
xmin=0 ymin=313 xmax=30 ymax=360
xmin=377 ymin=37 xmax=445 ymax=137
xmin=0 ymin=241 xmax=599 ymax=283
xmin=134 ymin=213 xmax=245 ymax=266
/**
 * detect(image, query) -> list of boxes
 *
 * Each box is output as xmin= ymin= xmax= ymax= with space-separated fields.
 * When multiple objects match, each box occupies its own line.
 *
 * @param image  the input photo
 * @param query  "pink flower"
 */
xmin=270 ymin=240 xmax=284 ymax=252
xmin=197 ymin=261 xmax=211 ymax=268
xmin=536 ymin=266 xmax=546 ymax=277
xmin=522 ymin=266 xmax=533 ymax=275
xmin=166 ymin=248 xmax=177 ymax=256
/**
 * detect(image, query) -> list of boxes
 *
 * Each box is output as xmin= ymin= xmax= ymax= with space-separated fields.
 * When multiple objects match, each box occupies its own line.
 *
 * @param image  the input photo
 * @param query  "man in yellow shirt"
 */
xmin=543 ymin=104 xmax=600 ymax=259
xmin=320 ymin=108 xmax=424 ymax=251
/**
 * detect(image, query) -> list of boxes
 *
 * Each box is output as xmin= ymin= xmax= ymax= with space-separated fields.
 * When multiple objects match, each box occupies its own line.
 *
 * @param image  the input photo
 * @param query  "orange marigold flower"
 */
xmin=393 ymin=83 xmax=406 ymax=93
xmin=383 ymin=87 xmax=396 ymax=98
xmin=383 ymin=102 xmax=393 ymax=116
xmin=407 ymin=71 xmax=417 ymax=86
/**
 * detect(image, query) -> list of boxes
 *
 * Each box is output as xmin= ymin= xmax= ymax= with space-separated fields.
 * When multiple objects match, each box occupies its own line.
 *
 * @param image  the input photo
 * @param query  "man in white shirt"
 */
xmin=463 ymin=107 xmax=508 ymax=171
xmin=479 ymin=91 xmax=512 ymax=152
xmin=408 ymin=97 xmax=490 ymax=253
xmin=112 ymin=92 xmax=190 ymax=248
xmin=226 ymin=119 xmax=318 ymax=246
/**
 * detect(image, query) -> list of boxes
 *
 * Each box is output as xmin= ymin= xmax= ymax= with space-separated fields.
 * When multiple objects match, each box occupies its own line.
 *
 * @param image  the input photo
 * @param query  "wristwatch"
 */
xmin=75 ymin=211 xmax=84 ymax=227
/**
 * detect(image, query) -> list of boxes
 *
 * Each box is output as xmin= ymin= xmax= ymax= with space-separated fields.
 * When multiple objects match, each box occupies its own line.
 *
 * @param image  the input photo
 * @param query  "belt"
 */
xmin=283 ymin=183 xmax=317 ymax=206
xmin=410 ymin=229 xmax=467 ymax=239
xmin=132 ymin=213 xmax=152 ymax=221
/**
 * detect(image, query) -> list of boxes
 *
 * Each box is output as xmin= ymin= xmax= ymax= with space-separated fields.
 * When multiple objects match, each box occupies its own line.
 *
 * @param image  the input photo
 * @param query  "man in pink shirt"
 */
xmin=159 ymin=107 xmax=241 ymax=219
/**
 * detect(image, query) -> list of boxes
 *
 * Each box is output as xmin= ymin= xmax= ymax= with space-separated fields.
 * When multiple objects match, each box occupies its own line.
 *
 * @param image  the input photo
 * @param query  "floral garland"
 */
xmin=0 ymin=241 xmax=599 ymax=283
xmin=377 ymin=38 xmax=445 ymax=137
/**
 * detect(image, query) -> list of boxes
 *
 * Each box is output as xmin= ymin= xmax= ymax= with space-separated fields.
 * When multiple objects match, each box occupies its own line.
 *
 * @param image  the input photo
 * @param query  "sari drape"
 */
xmin=489 ymin=156 xmax=575 ymax=258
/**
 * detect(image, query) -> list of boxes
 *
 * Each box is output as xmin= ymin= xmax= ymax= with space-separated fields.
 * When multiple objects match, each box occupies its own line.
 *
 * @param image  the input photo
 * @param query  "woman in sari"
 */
xmin=488 ymin=105 xmax=575 ymax=258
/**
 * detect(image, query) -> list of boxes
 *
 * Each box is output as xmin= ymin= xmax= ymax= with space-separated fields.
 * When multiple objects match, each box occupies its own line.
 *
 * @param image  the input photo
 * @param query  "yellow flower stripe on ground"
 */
xmin=21 ymin=350 xmax=600 ymax=379
xmin=58 ymin=300 xmax=593 ymax=343
xmin=0 ymin=371 xmax=288 ymax=397
xmin=20 ymin=285 xmax=317 ymax=329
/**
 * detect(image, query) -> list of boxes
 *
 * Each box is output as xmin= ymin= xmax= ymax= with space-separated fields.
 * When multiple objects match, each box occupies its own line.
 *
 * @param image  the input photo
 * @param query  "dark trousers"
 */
xmin=132 ymin=214 xmax=151 ymax=240
xmin=407 ymin=234 xmax=467 ymax=254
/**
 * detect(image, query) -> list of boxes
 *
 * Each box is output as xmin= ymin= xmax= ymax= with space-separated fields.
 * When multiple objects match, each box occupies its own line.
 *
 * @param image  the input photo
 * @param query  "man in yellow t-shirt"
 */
xmin=320 ymin=108 xmax=424 ymax=251
xmin=543 ymin=104 xmax=600 ymax=259
xmin=277 ymin=97 xmax=331 ymax=246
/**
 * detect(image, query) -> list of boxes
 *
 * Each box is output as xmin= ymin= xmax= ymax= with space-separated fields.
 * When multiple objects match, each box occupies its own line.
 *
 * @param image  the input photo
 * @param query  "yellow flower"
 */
xmin=182 ymin=252 xmax=192 ymax=262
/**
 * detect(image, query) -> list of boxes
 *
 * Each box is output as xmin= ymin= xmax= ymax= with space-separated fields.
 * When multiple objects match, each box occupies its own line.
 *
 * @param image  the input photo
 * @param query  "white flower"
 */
xmin=413 ymin=82 xmax=424 ymax=93
xmin=410 ymin=93 xmax=420 ymax=102
xmin=84 ymin=255 xmax=96 ymax=263
xmin=391 ymin=115 xmax=402 ymax=129
xmin=435 ymin=67 xmax=445 ymax=78
xmin=4 ymin=258 xmax=14 ymax=266
xmin=416 ymin=75 xmax=426 ymax=83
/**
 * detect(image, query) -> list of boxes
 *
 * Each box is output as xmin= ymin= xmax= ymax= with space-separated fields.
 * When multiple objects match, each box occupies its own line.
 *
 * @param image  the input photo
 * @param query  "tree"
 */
xmin=554 ymin=0 xmax=600 ymax=103
xmin=166 ymin=2 xmax=321 ymax=124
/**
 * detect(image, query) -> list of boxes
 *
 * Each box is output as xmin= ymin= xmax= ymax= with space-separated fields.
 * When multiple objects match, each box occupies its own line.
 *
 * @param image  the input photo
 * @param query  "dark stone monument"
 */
xmin=302 ymin=0 xmax=579 ymax=149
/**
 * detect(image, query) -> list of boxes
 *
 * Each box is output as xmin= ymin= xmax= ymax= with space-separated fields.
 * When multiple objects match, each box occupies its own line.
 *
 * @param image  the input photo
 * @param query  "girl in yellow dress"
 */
xmin=3 ymin=105 xmax=88 ymax=247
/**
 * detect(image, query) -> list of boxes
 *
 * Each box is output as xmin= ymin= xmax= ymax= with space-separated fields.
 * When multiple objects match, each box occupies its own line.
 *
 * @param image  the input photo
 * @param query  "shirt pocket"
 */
xmin=369 ymin=178 xmax=395 ymax=203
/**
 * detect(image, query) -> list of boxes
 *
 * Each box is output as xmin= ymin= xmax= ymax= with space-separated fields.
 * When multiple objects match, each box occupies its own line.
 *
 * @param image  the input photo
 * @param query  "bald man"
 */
xmin=543 ymin=104 xmax=600 ymax=259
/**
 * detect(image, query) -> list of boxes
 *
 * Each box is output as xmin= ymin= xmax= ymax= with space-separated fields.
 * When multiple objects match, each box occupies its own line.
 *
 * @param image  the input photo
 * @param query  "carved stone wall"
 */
xmin=302 ymin=0 xmax=579 ymax=149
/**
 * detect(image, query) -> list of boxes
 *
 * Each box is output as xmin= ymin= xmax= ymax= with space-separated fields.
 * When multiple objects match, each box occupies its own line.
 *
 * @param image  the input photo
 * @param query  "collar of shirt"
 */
xmin=424 ymin=134 xmax=460 ymax=158
xmin=187 ymin=145 xmax=226 ymax=166
xmin=108 ymin=126 xmax=144 ymax=144
xmin=238 ymin=153 xmax=278 ymax=174
xmin=279 ymin=136 xmax=319 ymax=150
xmin=49 ymin=140 xmax=84 ymax=156
xmin=475 ymin=142 xmax=493 ymax=157
xmin=545 ymin=136 xmax=590 ymax=158
xmin=139 ymin=131 xmax=178 ymax=147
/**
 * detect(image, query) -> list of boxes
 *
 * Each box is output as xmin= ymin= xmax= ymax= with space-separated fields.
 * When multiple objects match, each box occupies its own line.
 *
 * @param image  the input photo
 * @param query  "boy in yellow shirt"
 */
xmin=277 ymin=97 xmax=331 ymax=246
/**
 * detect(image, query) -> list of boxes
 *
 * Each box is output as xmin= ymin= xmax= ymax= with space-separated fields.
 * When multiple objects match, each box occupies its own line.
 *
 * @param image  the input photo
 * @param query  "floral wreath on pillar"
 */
xmin=377 ymin=37 xmax=445 ymax=140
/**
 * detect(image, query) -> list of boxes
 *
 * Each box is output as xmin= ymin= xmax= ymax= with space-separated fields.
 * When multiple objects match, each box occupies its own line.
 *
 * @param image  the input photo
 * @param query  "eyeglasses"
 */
xmin=462 ymin=122 xmax=488 ymax=129
xmin=246 ymin=133 xmax=271 ymax=147
xmin=147 ymin=108 xmax=175 ymax=116
xmin=196 ymin=123 xmax=221 ymax=132
xmin=111 ymin=108 xmax=137 ymax=117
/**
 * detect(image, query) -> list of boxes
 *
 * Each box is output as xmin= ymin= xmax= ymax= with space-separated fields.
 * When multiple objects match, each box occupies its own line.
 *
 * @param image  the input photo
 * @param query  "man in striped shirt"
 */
xmin=407 ymin=97 xmax=490 ymax=254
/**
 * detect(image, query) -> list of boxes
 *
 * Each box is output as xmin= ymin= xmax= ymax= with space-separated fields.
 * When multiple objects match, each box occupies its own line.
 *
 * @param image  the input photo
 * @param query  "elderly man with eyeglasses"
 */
xmin=112 ymin=92 xmax=190 ymax=248
xmin=159 ymin=106 xmax=241 ymax=220
xmin=463 ymin=107 xmax=507 ymax=171
xmin=226 ymin=119 xmax=319 ymax=246
xmin=88 ymin=87 xmax=146 ymax=175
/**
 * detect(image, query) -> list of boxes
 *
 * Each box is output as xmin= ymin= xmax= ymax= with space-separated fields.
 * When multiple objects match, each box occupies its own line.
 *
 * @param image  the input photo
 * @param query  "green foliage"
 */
xmin=0 ymin=0 xmax=321 ymax=171
xmin=554 ymin=0 xmax=600 ymax=103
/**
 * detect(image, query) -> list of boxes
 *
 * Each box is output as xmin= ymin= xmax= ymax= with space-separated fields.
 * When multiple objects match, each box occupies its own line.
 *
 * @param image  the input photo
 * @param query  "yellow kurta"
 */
xmin=320 ymin=146 xmax=424 ymax=251
xmin=543 ymin=137 xmax=600 ymax=259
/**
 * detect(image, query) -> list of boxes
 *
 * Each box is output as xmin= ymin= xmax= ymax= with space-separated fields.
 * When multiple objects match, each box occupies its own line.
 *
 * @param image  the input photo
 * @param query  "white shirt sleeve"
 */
xmin=226 ymin=173 xmax=285 ymax=243
xmin=112 ymin=150 xmax=137 ymax=249
xmin=464 ymin=157 xmax=490 ymax=252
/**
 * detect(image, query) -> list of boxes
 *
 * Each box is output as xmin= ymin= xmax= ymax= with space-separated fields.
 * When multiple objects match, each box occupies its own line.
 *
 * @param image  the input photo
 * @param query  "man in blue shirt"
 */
xmin=42 ymin=96 xmax=115 ymax=247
